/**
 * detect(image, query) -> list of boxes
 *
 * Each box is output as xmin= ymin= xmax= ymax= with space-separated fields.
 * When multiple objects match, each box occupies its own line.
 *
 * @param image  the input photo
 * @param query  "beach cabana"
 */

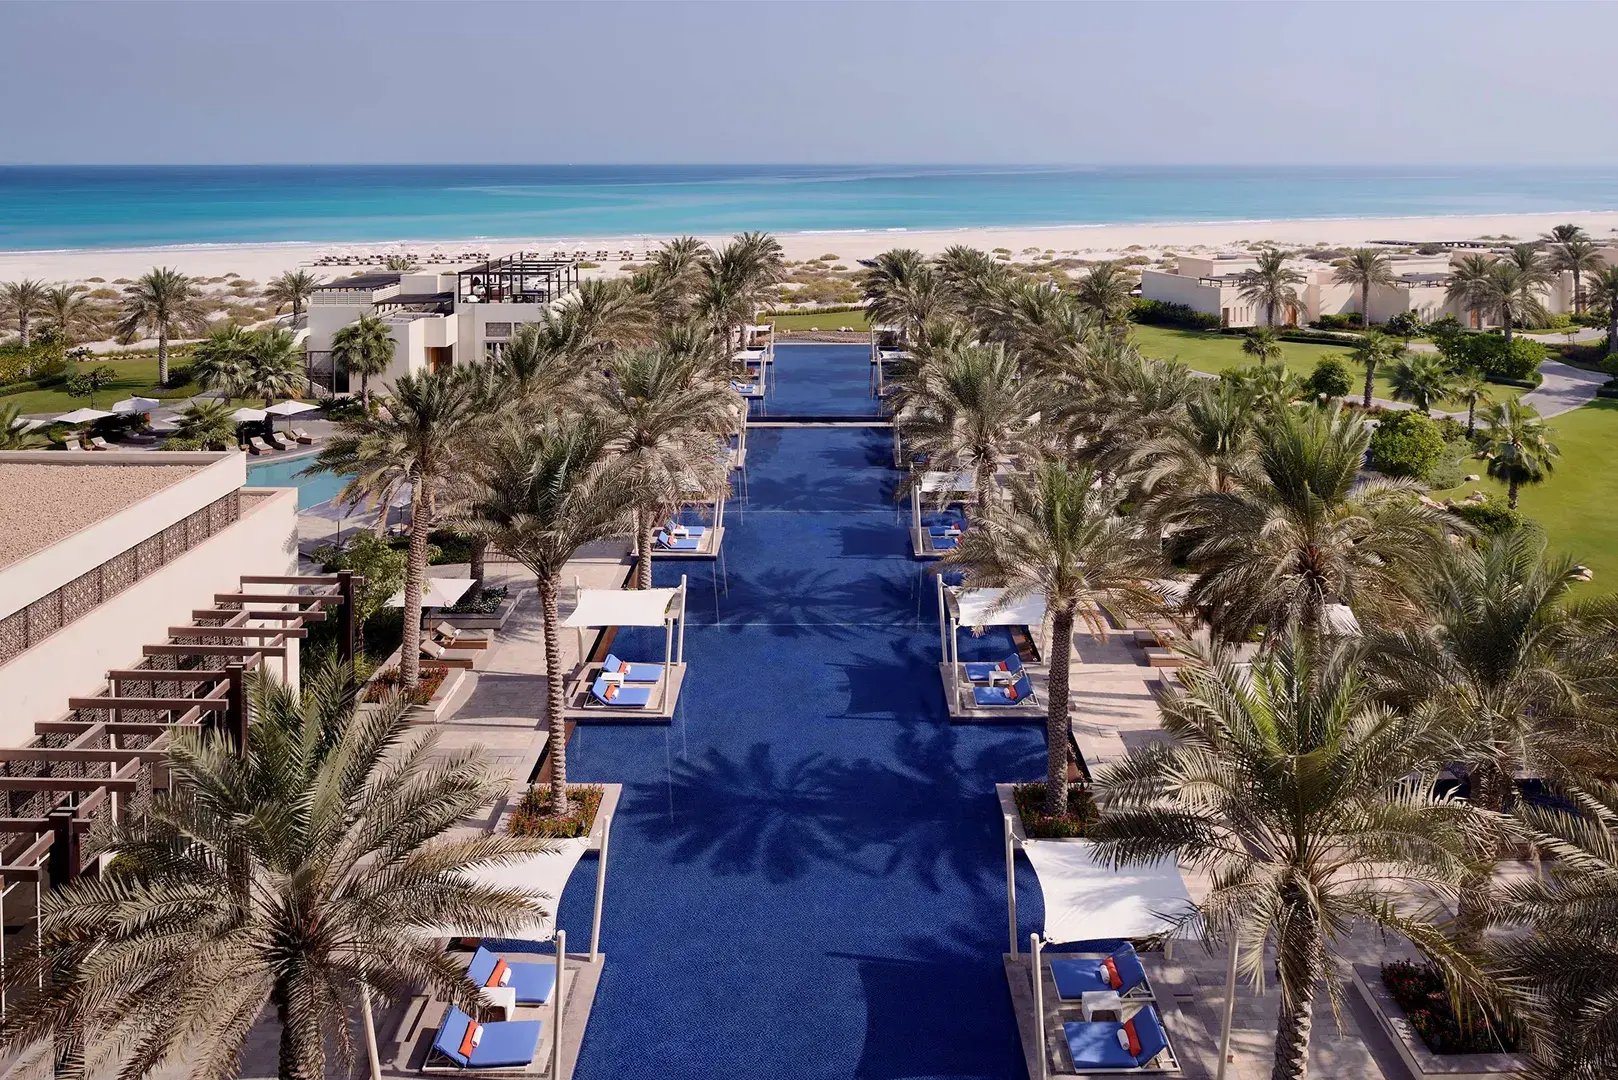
xmin=743 ymin=321 xmax=775 ymax=355
xmin=562 ymin=580 xmax=687 ymax=721
xmin=869 ymin=324 xmax=910 ymax=398
xmin=908 ymin=470 xmax=975 ymax=558
xmin=937 ymin=583 xmax=1048 ymax=720
xmin=656 ymin=483 xmax=729 ymax=562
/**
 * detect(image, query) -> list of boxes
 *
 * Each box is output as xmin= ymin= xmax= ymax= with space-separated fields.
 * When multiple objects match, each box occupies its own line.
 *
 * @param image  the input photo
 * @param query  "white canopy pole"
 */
xmin=1031 ymin=934 xmax=1047 ymax=1080
xmin=574 ymin=574 xmax=584 ymax=664
xmin=591 ymin=816 xmax=611 ymax=960
xmin=910 ymin=479 xmax=920 ymax=530
xmin=676 ymin=576 xmax=688 ymax=663
xmin=1004 ymin=815 xmax=1018 ymax=956
xmin=1215 ymin=936 xmax=1240 ymax=1080
xmin=360 ymin=986 xmax=383 ymax=1080
xmin=552 ymin=929 xmax=566 ymax=1079
xmin=662 ymin=617 xmax=673 ymax=713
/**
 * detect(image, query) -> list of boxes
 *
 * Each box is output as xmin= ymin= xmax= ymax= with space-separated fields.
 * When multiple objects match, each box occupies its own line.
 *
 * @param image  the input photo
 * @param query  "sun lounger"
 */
xmin=62 ymin=440 xmax=87 ymax=452
xmin=655 ymin=530 xmax=701 ymax=552
xmin=971 ymin=672 xmax=1035 ymax=707
xmin=1064 ymin=1004 xmax=1171 ymax=1071
xmin=88 ymin=436 xmax=113 ymax=450
xmin=930 ymin=534 xmax=959 ymax=551
xmin=665 ymin=521 xmax=706 ymax=537
xmin=602 ymin=653 xmax=662 ymax=682
xmin=433 ymin=621 xmax=490 ymax=650
xmin=589 ymin=674 xmax=653 ymax=708
xmin=421 ymin=638 xmax=478 ymax=669
xmin=431 ymin=1006 xmax=543 ymax=1071
xmin=248 ymin=436 xmax=272 ymax=455
xmin=265 ymin=431 xmax=289 ymax=450
xmin=1052 ymin=945 xmax=1150 ymax=1000
xmin=290 ymin=427 xmax=316 ymax=445
xmin=731 ymin=380 xmax=761 ymax=396
xmin=963 ymin=653 xmax=1023 ymax=684
xmin=467 ymin=946 xmax=557 ymax=1006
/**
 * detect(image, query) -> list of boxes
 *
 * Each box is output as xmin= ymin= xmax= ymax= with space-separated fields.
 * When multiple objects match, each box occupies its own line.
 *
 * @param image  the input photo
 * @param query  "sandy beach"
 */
xmin=5 ymin=210 xmax=1618 ymax=285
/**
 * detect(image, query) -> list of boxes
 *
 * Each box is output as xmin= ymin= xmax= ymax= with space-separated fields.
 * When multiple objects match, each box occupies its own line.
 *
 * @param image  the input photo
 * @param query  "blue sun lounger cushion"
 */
xmin=962 ymin=653 xmax=1023 ymax=684
xmin=591 ymin=674 xmax=654 ymax=708
xmin=467 ymin=946 xmax=559 ymax=1005
xmin=602 ymin=653 xmax=663 ymax=683
xmin=972 ymin=672 xmax=1035 ymax=706
xmin=665 ymin=520 xmax=706 ymax=537
xmin=1064 ymin=1005 xmax=1169 ymax=1070
xmin=433 ymin=1006 xmax=543 ymax=1070
xmin=655 ymin=530 xmax=701 ymax=552
xmin=931 ymin=534 xmax=959 ymax=551
xmin=1052 ymin=945 xmax=1149 ymax=1000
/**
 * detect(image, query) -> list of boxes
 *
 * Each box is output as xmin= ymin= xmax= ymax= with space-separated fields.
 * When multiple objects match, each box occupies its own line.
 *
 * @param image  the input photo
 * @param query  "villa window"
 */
xmin=484 ymin=322 xmax=513 ymax=339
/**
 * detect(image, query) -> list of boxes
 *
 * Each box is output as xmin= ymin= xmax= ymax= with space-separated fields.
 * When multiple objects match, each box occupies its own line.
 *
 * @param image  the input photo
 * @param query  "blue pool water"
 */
xmin=6 ymin=163 xmax=1618 ymax=251
xmin=761 ymin=344 xmax=886 ymax=421
xmin=550 ymin=403 xmax=1051 ymax=1076
xmin=245 ymin=453 xmax=347 ymax=510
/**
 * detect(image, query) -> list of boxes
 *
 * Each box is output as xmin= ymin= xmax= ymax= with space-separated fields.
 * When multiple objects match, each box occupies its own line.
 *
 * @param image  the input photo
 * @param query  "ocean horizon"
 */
xmin=5 ymin=163 xmax=1618 ymax=253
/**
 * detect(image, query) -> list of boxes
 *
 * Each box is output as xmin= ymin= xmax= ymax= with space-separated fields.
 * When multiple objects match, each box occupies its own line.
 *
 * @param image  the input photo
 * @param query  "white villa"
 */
xmin=1139 ymin=250 xmax=1578 ymax=329
xmin=305 ymin=254 xmax=580 ymax=392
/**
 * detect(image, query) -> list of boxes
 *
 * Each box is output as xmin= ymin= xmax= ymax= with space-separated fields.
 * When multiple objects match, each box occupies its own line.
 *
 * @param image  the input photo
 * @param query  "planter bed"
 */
xmin=434 ymin=593 xmax=519 ymax=632
xmin=360 ymin=663 xmax=466 ymax=724
xmin=1351 ymin=963 xmax=1526 ymax=1079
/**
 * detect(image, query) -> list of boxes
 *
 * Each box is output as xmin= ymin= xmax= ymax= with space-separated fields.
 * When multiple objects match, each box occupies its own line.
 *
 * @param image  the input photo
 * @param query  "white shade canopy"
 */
xmin=417 ymin=840 xmax=590 ymax=940
xmin=110 ymin=396 xmax=161 ymax=414
xmin=10 ymin=417 xmax=48 ymax=432
xmin=919 ymin=470 xmax=976 ymax=494
xmin=53 ymin=408 xmax=113 ymax=425
xmin=1025 ymin=840 xmax=1195 ymax=944
xmin=229 ymin=408 xmax=268 ymax=423
xmin=265 ymin=400 xmax=318 ymax=416
xmin=950 ymin=587 xmax=1047 ymax=628
xmin=734 ymin=349 xmax=766 ymax=361
xmin=1324 ymin=603 xmax=1362 ymax=637
xmin=387 ymin=576 xmax=475 ymax=609
xmin=564 ymin=587 xmax=680 ymax=628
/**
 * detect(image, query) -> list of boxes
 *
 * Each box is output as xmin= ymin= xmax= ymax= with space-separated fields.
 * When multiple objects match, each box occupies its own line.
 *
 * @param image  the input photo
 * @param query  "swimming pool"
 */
xmin=245 ymin=452 xmax=350 ymax=510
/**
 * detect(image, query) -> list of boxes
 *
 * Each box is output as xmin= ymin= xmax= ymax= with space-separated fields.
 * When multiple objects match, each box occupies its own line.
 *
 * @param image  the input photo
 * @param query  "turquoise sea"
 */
xmin=4 ymin=164 xmax=1618 ymax=252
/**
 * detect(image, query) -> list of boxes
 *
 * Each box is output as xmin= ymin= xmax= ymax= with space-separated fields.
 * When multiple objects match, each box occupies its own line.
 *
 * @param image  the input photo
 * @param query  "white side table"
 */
xmin=478 ymin=983 xmax=517 ymax=1020
xmin=1080 ymin=989 xmax=1123 ymax=1021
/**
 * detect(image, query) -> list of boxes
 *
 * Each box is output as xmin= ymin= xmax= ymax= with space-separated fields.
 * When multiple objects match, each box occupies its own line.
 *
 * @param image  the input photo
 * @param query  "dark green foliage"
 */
xmin=1369 ymin=410 xmax=1446 ymax=478
xmin=1434 ymin=329 xmax=1547 ymax=382
xmin=1307 ymin=357 xmax=1354 ymax=398
xmin=1447 ymin=497 xmax=1525 ymax=535
xmin=1131 ymin=298 xmax=1222 ymax=330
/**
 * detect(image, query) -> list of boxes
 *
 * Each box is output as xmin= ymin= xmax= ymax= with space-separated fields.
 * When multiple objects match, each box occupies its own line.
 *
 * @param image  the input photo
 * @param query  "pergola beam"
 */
xmin=104 ymin=669 xmax=229 ymax=683
xmin=212 ymin=592 xmax=340 ymax=606
xmin=239 ymin=575 xmax=342 ymax=585
xmin=167 ymin=626 xmax=306 ymax=639
xmin=143 ymin=644 xmax=284 ymax=658
xmin=67 ymin=697 xmax=226 ymax=712
xmin=35 ymin=721 xmax=198 ymax=736
xmin=191 ymin=609 xmax=327 ymax=622
xmin=0 ymin=747 xmax=167 ymax=765
xmin=0 ymin=777 xmax=141 ymax=792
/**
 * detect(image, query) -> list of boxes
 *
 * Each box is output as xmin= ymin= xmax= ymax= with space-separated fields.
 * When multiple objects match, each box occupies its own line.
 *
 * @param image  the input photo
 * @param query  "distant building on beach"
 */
xmin=1139 ymin=251 xmax=1577 ymax=329
xmin=304 ymin=254 xmax=580 ymax=393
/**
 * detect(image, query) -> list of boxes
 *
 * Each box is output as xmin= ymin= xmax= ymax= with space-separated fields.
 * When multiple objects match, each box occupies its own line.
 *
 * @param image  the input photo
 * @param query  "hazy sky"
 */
xmin=3 ymin=0 xmax=1615 ymax=166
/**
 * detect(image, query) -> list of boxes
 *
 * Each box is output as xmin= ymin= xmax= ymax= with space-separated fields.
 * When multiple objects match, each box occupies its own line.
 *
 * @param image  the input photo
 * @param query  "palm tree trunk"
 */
xmin=636 ymin=510 xmax=656 ymax=590
xmin=1573 ymin=270 xmax=1583 ymax=315
xmin=1466 ymin=400 xmax=1477 ymax=438
xmin=157 ymin=327 xmax=169 ymax=387
xmin=1508 ymin=477 xmax=1521 ymax=510
xmin=1607 ymin=306 xmax=1617 ymax=357
xmin=19 ymin=312 xmax=29 ymax=349
xmin=275 ymin=1001 xmax=316 ymax=1080
xmin=1361 ymin=284 xmax=1370 ymax=329
xmin=469 ymin=538 xmax=487 ymax=591
xmin=539 ymin=574 xmax=570 ymax=817
xmin=1043 ymin=608 xmax=1076 ymax=817
xmin=1454 ymin=763 xmax=1511 ymax=949
xmin=975 ymin=458 xmax=994 ymax=521
xmin=360 ymin=373 xmax=370 ymax=411
xmin=1361 ymin=362 xmax=1375 ymax=409
xmin=1502 ymin=310 xmax=1513 ymax=348
xmin=399 ymin=486 xmax=431 ymax=691
xmin=1270 ymin=978 xmax=1316 ymax=1080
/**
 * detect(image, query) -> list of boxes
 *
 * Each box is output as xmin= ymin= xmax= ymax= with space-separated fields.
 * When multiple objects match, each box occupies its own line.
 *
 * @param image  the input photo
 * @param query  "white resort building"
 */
xmin=304 ymin=254 xmax=580 ymax=393
xmin=1139 ymin=250 xmax=1578 ymax=329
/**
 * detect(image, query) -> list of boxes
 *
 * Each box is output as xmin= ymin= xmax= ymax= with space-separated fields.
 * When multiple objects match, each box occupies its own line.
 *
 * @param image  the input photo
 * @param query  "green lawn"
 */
xmin=1130 ymin=324 xmax=1407 ymax=400
xmin=767 ymin=308 xmax=871 ymax=333
xmin=1432 ymin=398 xmax=1618 ymax=593
xmin=2 ymin=356 xmax=238 ymax=414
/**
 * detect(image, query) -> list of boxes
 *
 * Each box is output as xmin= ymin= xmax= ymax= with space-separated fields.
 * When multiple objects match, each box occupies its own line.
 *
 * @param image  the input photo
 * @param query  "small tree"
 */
xmin=65 ymin=364 xmax=116 ymax=407
xmin=1481 ymin=399 xmax=1559 ymax=509
xmin=1306 ymin=356 xmax=1353 ymax=399
xmin=1368 ymin=410 xmax=1446 ymax=478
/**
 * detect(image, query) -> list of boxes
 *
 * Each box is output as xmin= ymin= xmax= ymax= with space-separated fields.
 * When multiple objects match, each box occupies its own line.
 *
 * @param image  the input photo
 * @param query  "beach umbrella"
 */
xmin=229 ymin=408 xmax=268 ymax=423
xmin=385 ymin=576 xmax=475 ymax=610
xmin=264 ymin=400 xmax=318 ymax=434
xmin=110 ymin=396 xmax=161 ymax=415
xmin=53 ymin=408 xmax=114 ymax=425
xmin=9 ymin=417 xmax=48 ymax=432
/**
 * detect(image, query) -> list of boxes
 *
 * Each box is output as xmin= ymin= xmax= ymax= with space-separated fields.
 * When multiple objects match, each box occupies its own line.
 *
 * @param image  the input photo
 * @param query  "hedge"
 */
xmin=1131 ymin=299 xmax=1221 ymax=330
xmin=1434 ymin=331 xmax=1546 ymax=382
xmin=1368 ymin=411 xmax=1446 ymax=479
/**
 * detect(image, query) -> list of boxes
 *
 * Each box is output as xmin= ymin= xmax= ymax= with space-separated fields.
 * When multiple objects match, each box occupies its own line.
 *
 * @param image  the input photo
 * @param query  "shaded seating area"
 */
xmin=869 ymin=323 xmax=910 ymax=399
xmin=427 ymin=1007 xmax=544 ymax=1072
xmin=653 ymin=486 xmax=728 ymax=561
xmin=936 ymin=582 xmax=1048 ymax=720
xmin=562 ymin=581 xmax=688 ymax=721
xmin=907 ymin=471 xmax=976 ymax=558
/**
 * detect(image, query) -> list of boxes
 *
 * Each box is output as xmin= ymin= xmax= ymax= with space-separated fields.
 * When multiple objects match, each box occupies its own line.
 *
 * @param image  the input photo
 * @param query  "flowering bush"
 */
xmin=1380 ymin=961 xmax=1519 ymax=1054
xmin=364 ymin=666 xmax=446 ymax=705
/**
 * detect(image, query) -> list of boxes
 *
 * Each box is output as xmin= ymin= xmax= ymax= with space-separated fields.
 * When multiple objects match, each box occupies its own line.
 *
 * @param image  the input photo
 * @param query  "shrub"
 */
xmin=1380 ymin=961 xmax=1519 ymax=1055
xmin=364 ymin=666 xmax=447 ymax=705
xmin=1383 ymin=311 xmax=1425 ymax=338
xmin=446 ymin=584 xmax=508 ymax=615
xmin=1369 ymin=410 xmax=1446 ymax=478
xmin=164 ymin=362 xmax=195 ymax=390
xmin=1013 ymin=782 xmax=1100 ymax=839
xmin=1434 ymin=331 xmax=1546 ymax=382
xmin=1314 ymin=312 xmax=1363 ymax=331
xmin=424 ymin=528 xmax=475 ymax=565
xmin=507 ymin=783 xmax=604 ymax=838
xmin=1307 ymin=357 xmax=1354 ymax=398
xmin=1130 ymin=298 xmax=1222 ymax=330
xmin=1448 ymin=496 xmax=1524 ymax=535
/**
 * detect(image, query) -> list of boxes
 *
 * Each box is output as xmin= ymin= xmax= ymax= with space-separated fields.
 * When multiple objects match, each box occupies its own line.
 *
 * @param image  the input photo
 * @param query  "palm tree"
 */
xmin=1236 ymin=248 xmax=1304 ymax=328
xmin=116 ymin=267 xmax=207 ymax=385
xmin=595 ymin=345 xmax=733 ymax=590
xmin=1450 ymin=367 xmax=1491 ymax=437
xmin=171 ymin=398 xmax=240 ymax=450
xmin=1370 ymin=530 xmax=1618 ymax=944
xmin=637 ymin=235 xmax=710 ymax=321
xmin=1177 ymin=404 xmax=1450 ymax=641
xmin=937 ymin=245 xmax=1011 ymax=319
xmin=1491 ymin=781 xmax=1618 ymax=1079
xmin=39 ymin=286 xmax=101 ymax=345
xmin=897 ymin=341 xmax=1039 ymax=517
xmin=458 ymin=419 xmax=638 ymax=815
xmin=1240 ymin=327 xmax=1283 ymax=365
xmin=1126 ymin=379 xmax=1258 ymax=536
xmin=1332 ymin=248 xmax=1397 ymax=328
xmin=191 ymin=324 xmax=253 ymax=398
xmin=264 ymin=268 xmax=323 ymax=326
xmin=1387 ymin=350 xmax=1456 ymax=415
xmin=697 ymin=232 xmax=785 ymax=348
xmin=1349 ymin=329 xmax=1397 ymax=408
xmin=1485 ymin=248 xmax=1553 ymax=345
xmin=1542 ymin=223 xmax=1600 ymax=314
xmin=0 ymin=278 xmax=48 ymax=346
xmin=0 ymin=661 xmax=553 ymax=1080
xmin=0 ymin=402 xmax=44 ymax=449
xmin=942 ymin=460 xmax=1160 ymax=815
xmin=312 ymin=367 xmax=482 ymax=690
xmin=240 ymin=327 xmax=304 ymax=406
xmin=1587 ymin=265 xmax=1618 ymax=358
xmin=1071 ymin=261 xmax=1135 ymax=334
xmin=329 ymin=313 xmax=395 ymax=408
xmin=1446 ymin=254 xmax=1498 ymax=330
xmin=1480 ymin=398 xmax=1559 ymax=509
xmin=1091 ymin=634 xmax=1485 ymax=1080
xmin=484 ymin=318 xmax=580 ymax=409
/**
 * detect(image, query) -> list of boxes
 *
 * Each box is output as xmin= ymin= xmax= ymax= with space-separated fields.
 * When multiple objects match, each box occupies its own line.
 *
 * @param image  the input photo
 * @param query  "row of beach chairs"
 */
xmin=244 ymin=428 xmax=318 ymax=455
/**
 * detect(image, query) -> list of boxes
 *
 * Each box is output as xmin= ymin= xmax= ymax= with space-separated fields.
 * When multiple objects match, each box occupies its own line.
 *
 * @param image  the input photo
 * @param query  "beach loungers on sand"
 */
xmin=467 ymin=945 xmax=557 ymax=1005
xmin=1064 ymin=1004 xmax=1172 ymax=1072
xmin=430 ymin=1006 xmax=542 ymax=1071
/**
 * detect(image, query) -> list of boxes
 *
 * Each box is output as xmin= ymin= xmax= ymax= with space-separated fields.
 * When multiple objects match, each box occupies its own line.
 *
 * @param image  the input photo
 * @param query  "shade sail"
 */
xmin=418 ymin=839 xmax=590 ymax=940
xmin=951 ymin=587 xmax=1047 ymax=628
xmin=264 ymin=400 xmax=318 ymax=416
xmin=53 ymin=408 xmax=113 ymax=425
xmin=387 ymin=576 xmax=475 ymax=609
xmin=919 ymin=471 xmax=976 ymax=494
xmin=110 ymin=396 xmax=161 ymax=414
xmin=564 ymin=587 xmax=680 ymax=628
xmin=229 ymin=408 xmax=268 ymax=422
xmin=1025 ymin=840 xmax=1195 ymax=944
xmin=1324 ymin=603 xmax=1361 ymax=637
